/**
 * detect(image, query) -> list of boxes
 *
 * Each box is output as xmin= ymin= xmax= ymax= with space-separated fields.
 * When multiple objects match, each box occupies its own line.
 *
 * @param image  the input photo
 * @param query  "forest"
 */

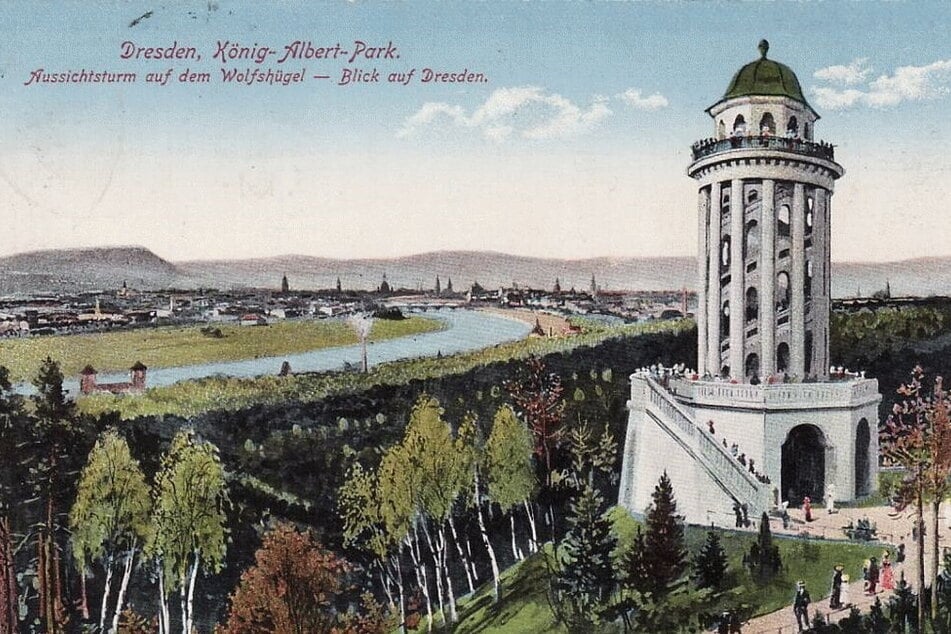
xmin=4 ymin=301 xmax=951 ymax=632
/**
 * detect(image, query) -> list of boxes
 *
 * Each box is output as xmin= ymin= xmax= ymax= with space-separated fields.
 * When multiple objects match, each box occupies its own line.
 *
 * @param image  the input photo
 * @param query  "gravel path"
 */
xmin=741 ymin=503 xmax=943 ymax=633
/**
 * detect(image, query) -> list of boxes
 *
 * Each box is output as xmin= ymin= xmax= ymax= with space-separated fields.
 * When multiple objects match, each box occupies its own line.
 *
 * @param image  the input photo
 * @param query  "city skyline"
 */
xmin=2 ymin=2 xmax=951 ymax=263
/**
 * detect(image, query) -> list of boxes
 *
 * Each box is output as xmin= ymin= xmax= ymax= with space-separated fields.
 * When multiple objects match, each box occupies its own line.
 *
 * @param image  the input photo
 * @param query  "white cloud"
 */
xmin=813 ymin=58 xmax=872 ymax=86
xmin=398 ymin=85 xmax=613 ymax=141
xmin=618 ymin=88 xmax=669 ymax=110
xmin=811 ymin=59 xmax=951 ymax=109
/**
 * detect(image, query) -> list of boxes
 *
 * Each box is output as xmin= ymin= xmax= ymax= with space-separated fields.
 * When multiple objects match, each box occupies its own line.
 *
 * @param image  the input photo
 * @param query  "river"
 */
xmin=14 ymin=309 xmax=532 ymax=397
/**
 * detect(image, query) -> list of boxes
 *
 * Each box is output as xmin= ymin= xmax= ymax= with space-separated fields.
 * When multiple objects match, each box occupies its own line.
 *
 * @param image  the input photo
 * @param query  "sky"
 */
xmin=1 ymin=1 xmax=951 ymax=263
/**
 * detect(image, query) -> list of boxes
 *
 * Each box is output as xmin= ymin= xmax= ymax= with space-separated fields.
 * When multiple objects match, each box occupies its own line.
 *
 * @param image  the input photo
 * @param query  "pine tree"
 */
xmin=619 ymin=526 xmax=650 ymax=593
xmin=747 ymin=512 xmax=781 ymax=581
xmin=692 ymin=531 xmax=728 ymax=590
xmin=551 ymin=483 xmax=617 ymax=629
xmin=30 ymin=357 xmax=82 ymax=632
xmin=0 ymin=365 xmax=26 ymax=633
xmin=888 ymin=573 xmax=917 ymax=632
xmin=642 ymin=472 xmax=687 ymax=596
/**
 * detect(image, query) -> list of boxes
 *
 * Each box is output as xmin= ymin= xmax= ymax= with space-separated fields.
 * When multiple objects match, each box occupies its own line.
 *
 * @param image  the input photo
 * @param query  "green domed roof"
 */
xmin=720 ymin=40 xmax=813 ymax=109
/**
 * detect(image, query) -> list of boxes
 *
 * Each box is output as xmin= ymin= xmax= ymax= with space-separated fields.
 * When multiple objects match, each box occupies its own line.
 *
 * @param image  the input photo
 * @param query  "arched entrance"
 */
xmin=855 ymin=419 xmax=871 ymax=497
xmin=782 ymin=424 xmax=826 ymax=505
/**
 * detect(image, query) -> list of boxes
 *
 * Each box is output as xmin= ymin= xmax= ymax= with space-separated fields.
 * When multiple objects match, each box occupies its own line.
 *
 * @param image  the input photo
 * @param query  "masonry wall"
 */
xmin=619 ymin=388 xmax=743 ymax=528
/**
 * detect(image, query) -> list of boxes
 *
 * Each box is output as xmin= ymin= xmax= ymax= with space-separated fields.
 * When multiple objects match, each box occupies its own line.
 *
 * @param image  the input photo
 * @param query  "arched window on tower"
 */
xmin=760 ymin=112 xmax=775 ymax=136
xmin=777 ymin=342 xmax=790 ymax=372
xmin=721 ymin=188 xmax=731 ymax=215
xmin=778 ymin=204 xmax=791 ymax=238
xmin=718 ymin=119 xmax=726 ymax=139
xmin=777 ymin=272 xmax=791 ymax=311
xmin=733 ymin=114 xmax=747 ymax=135
xmin=745 ymin=353 xmax=760 ymax=380
xmin=748 ymin=189 xmax=759 ymax=203
xmin=744 ymin=220 xmax=760 ymax=260
xmin=746 ymin=287 xmax=759 ymax=322
xmin=721 ymin=302 xmax=730 ymax=338
xmin=806 ymin=196 xmax=814 ymax=235
xmin=787 ymin=116 xmax=799 ymax=137
xmin=803 ymin=122 xmax=812 ymax=140
xmin=720 ymin=236 xmax=731 ymax=272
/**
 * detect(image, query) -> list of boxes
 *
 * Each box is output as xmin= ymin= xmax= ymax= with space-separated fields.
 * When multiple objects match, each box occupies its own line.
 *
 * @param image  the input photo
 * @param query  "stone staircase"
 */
xmin=635 ymin=374 xmax=772 ymax=517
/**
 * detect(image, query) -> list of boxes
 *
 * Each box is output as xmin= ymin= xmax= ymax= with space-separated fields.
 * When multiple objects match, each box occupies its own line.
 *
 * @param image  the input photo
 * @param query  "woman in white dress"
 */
xmin=841 ymin=574 xmax=851 ymax=608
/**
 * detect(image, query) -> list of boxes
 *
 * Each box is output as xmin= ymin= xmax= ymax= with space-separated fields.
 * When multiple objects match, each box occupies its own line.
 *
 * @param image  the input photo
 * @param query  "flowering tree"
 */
xmin=881 ymin=365 xmax=951 ymax=625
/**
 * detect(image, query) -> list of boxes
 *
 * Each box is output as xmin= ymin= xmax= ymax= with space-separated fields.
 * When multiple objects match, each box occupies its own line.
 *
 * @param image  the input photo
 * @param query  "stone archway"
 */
xmin=782 ymin=424 xmax=826 ymax=505
xmin=855 ymin=418 xmax=871 ymax=497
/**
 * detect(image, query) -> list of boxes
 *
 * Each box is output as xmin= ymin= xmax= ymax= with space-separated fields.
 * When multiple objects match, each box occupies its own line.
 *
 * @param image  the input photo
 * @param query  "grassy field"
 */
xmin=76 ymin=319 xmax=692 ymax=420
xmin=450 ymin=508 xmax=887 ymax=633
xmin=0 ymin=317 xmax=443 ymax=383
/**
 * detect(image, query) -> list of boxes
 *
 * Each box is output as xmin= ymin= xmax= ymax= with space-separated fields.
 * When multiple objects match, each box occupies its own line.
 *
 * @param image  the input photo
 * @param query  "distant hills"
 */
xmin=0 ymin=247 xmax=184 ymax=295
xmin=0 ymin=246 xmax=948 ymax=299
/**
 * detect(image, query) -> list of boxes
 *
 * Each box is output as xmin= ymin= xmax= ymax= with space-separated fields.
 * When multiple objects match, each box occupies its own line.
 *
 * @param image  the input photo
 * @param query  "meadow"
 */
xmin=0 ymin=316 xmax=442 ymax=383
xmin=450 ymin=508 xmax=887 ymax=633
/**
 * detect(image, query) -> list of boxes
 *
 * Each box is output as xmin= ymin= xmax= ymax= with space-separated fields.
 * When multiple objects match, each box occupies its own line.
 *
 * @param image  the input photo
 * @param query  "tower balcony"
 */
xmin=691 ymin=135 xmax=835 ymax=162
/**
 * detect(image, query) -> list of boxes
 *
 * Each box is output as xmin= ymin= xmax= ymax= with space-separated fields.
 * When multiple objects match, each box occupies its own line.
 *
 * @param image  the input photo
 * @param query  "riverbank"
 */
xmin=478 ymin=307 xmax=573 ymax=335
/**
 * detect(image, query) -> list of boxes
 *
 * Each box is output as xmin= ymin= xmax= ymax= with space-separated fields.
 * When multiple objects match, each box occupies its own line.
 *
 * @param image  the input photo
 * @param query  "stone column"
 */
xmin=813 ymin=188 xmax=829 ymax=379
xmin=697 ymin=187 xmax=709 ymax=376
xmin=707 ymin=182 xmax=722 ymax=374
xmin=729 ymin=179 xmax=745 ymax=379
xmin=790 ymin=183 xmax=806 ymax=378
xmin=759 ymin=179 xmax=776 ymax=378
xmin=825 ymin=192 xmax=834 ymax=377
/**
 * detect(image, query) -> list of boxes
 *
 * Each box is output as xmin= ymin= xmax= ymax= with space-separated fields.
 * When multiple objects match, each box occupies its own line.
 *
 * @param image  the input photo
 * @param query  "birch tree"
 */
xmin=457 ymin=414 xmax=501 ymax=602
xmin=402 ymin=396 xmax=465 ymax=625
xmin=149 ymin=430 xmax=228 ymax=634
xmin=379 ymin=443 xmax=433 ymax=631
xmin=484 ymin=405 xmax=537 ymax=565
xmin=69 ymin=430 xmax=151 ymax=633
xmin=339 ymin=461 xmax=408 ymax=633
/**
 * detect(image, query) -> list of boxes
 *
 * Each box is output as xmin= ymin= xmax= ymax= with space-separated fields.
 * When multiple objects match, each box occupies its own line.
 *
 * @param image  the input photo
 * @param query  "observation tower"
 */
xmin=619 ymin=41 xmax=881 ymax=526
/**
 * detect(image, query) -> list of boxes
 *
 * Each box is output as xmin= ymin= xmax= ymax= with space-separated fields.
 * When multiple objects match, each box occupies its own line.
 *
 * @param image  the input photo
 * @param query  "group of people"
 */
xmin=793 ymin=552 xmax=897 ymax=631
xmin=708 ymin=426 xmax=772 ymax=484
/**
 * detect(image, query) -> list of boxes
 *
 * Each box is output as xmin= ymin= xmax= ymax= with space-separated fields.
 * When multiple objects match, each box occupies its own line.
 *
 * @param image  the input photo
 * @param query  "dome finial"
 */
xmin=758 ymin=39 xmax=769 ymax=59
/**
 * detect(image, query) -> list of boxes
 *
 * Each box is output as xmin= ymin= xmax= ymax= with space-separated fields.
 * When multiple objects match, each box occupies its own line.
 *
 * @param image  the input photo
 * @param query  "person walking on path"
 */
xmin=803 ymin=496 xmax=813 ymax=522
xmin=830 ymin=565 xmax=844 ymax=609
xmin=841 ymin=574 xmax=851 ymax=608
xmin=866 ymin=556 xmax=880 ymax=595
xmin=880 ymin=551 xmax=895 ymax=591
xmin=793 ymin=580 xmax=811 ymax=632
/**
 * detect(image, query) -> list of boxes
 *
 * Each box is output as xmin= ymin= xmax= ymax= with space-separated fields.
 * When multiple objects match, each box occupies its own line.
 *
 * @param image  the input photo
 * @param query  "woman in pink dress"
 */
xmin=803 ymin=496 xmax=813 ymax=522
xmin=881 ymin=551 xmax=895 ymax=591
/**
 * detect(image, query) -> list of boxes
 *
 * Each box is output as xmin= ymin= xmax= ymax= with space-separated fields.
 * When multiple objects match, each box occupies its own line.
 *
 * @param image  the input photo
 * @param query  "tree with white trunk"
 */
xmin=485 ymin=405 xmax=537 ymax=565
xmin=69 ymin=429 xmax=151 ymax=634
xmin=148 ymin=430 xmax=228 ymax=634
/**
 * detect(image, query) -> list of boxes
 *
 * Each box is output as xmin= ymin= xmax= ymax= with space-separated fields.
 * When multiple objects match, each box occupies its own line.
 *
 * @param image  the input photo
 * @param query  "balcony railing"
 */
xmin=691 ymin=135 xmax=836 ymax=162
